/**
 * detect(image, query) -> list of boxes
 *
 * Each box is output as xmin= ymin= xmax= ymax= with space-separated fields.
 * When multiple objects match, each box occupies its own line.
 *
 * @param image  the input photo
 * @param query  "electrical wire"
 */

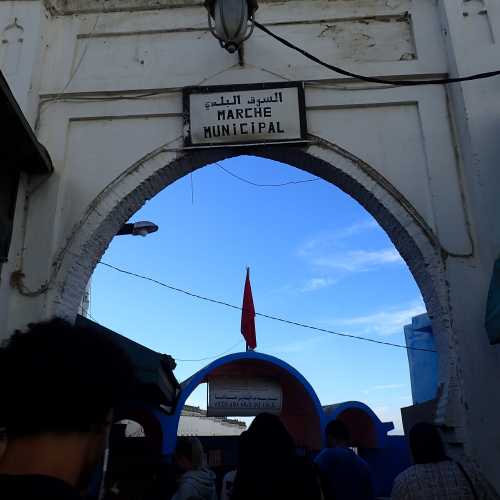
xmin=88 ymin=312 xmax=100 ymax=323
xmin=86 ymin=308 xmax=241 ymax=362
xmin=216 ymin=162 xmax=320 ymax=187
xmin=253 ymin=21 xmax=500 ymax=87
xmin=98 ymin=261 xmax=437 ymax=353
xmin=305 ymin=81 xmax=399 ymax=91
xmin=60 ymin=15 xmax=101 ymax=95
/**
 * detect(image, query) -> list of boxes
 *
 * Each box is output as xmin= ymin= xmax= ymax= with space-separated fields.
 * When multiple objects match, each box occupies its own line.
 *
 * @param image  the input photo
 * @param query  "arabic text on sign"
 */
xmin=204 ymin=92 xmax=284 ymax=109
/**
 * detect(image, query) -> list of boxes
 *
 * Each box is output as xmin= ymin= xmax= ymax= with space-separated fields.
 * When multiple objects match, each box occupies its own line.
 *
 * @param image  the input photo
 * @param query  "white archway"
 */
xmin=48 ymin=138 xmax=461 ymax=433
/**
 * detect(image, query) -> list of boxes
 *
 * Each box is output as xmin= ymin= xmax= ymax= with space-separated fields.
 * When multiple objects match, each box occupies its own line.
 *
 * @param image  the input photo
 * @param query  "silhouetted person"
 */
xmin=221 ymin=431 xmax=247 ymax=500
xmin=0 ymin=318 xmax=135 ymax=500
xmin=231 ymin=413 xmax=321 ymax=500
xmin=391 ymin=422 xmax=495 ymax=500
xmin=171 ymin=437 xmax=217 ymax=500
xmin=314 ymin=419 xmax=375 ymax=500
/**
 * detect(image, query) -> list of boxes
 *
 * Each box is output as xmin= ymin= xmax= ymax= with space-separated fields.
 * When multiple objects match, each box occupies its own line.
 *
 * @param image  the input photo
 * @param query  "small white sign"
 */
xmin=207 ymin=377 xmax=283 ymax=417
xmin=184 ymin=83 xmax=307 ymax=147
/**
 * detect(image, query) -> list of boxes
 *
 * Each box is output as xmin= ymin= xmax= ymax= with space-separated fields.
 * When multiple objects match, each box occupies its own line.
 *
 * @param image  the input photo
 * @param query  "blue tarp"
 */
xmin=486 ymin=258 xmax=500 ymax=344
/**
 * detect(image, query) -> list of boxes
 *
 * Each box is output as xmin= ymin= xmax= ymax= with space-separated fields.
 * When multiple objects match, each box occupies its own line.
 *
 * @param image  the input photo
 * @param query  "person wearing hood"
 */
xmin=171 ymin=437 xmax=218 ymax=500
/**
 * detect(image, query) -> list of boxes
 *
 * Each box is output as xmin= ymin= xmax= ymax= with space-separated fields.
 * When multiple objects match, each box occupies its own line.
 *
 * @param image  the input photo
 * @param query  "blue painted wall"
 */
xmin=360 ymin=436 xmax=411 ymax=497
xmin=404 ymin=313 xmax=439 ymax=404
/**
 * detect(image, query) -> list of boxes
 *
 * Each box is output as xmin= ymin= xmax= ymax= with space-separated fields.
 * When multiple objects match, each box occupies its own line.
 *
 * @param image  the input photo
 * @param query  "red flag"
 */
xmin=241 ymin=268 xmax=257 ymax=350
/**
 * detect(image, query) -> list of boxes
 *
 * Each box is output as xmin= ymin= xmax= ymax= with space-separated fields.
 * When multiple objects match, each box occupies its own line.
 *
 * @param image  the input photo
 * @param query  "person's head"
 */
xmin=409 ymin=422 xmax=447 ymax=464
xmin=232 ymin=414 xmax=295 ymax=500
xmin=174 ymin=436 xmax=205 ymax=473
xmin=246 ymin=413 xmax=295 ymax=458
xmin=0 ymin=318 xmax=135 ymax=487
xmin=325 ymin=420 xmax=350 ymax=448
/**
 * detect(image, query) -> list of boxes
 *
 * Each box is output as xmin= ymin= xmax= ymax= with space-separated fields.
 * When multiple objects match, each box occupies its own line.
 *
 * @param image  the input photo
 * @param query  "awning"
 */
xmin=76 ymin=315 xmax=181 ymax=412
xmin=0 ymin=71 xmax=53 ymax=174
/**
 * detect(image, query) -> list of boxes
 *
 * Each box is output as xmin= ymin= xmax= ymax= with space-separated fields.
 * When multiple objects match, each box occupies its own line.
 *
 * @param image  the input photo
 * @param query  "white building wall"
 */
xmin=0 ymin=0 xmax=499 ymax=491
xmin=178 ymin=416 xmax=245 ymax=437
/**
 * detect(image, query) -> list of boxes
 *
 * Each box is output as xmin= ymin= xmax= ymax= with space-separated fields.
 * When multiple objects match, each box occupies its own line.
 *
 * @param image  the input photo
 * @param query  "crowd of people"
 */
xmin=0 ymin=318 xmax=497 ymax=500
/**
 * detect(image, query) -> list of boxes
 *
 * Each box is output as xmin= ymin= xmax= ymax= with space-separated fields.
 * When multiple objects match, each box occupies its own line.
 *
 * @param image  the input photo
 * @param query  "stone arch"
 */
xmin=47 ymin=140 xmax=460 ymax=431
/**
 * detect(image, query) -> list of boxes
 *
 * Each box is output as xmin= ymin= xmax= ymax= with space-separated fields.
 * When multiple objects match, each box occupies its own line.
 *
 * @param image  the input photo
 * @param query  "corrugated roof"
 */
xmin=0 ymin=71 xmax=53 ymax=174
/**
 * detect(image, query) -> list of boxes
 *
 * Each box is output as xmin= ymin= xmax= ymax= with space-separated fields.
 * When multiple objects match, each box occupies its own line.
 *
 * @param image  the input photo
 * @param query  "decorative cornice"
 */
xmin=43 ymin=0 xmax=294 ymax=15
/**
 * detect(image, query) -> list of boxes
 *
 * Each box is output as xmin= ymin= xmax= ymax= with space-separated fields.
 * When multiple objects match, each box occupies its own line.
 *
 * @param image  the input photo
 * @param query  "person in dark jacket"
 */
xmin=0 ymin=318 xmax=135 ymax=500
xmin=315 ymin=419 xmax=375 ymax=500
xmin=231 ymin=413 xmax=321 ymax=500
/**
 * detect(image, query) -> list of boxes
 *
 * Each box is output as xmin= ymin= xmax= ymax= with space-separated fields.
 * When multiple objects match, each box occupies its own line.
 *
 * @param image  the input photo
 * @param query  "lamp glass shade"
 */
xmin=214 ymin=0 xmax=249 ymax=51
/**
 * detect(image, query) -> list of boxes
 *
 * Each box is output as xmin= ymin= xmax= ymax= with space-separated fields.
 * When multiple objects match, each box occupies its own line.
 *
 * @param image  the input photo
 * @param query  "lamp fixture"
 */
xmin=205 ymin=0 xmax=258 ymax=53
xmin=116 ymin=221 xmax=159 ymax=237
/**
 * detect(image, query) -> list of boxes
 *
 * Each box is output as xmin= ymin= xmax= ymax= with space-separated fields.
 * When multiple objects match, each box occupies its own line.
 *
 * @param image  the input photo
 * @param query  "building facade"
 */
xmin=178 ymin=405 xmax=247 ymax=437
xmin=0 ymin=0 xmax=500 ymax=491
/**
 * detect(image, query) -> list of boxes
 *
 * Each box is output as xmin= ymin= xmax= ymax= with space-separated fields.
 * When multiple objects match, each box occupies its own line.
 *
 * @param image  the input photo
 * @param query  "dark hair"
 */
xmin=325 ymin=420 xmax=350 ymax=442
xmin=0 ymin=318 xmax=135 ymax=437
xmin=409 ymin=423 xmax=447 ymax=464
xmin=232 ymin=413 xmax=297 ymax=500
xmin=246 ymin=413 xmax=295 ymax=456
xmin=175 ymin=436 xmax=205 ymax=469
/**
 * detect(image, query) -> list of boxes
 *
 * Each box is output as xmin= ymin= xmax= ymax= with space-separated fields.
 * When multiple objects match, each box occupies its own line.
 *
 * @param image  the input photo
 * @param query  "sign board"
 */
xmin=183 ymin=82 xmax=307 ymax=147
xmin=207 ymin=377 xmax=283 ymax=417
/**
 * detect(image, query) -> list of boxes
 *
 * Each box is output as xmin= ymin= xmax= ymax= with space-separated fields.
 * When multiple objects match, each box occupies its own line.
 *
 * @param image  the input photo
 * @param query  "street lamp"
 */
xmin=205 ymin=0 xmax=258 ymax=53
xmin=116 ymin=221 xmax=159 ymax=237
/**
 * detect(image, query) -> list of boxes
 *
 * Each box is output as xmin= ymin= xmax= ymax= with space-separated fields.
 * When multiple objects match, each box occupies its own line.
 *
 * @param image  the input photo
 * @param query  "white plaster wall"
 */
xmin=0 ymin=1 xmax=46 ymax=120
xmin=178 ymin=416 xmax=245 ymax=436
xmin=1 ymin=0 xmax=500 ymax=492
xmin=7 ymin=0 xmax=472 ymax=328
xmin=435 ymin=0 xmax=500 ymax=485
xmin=0 ymin=1 xmax=49 ymax=336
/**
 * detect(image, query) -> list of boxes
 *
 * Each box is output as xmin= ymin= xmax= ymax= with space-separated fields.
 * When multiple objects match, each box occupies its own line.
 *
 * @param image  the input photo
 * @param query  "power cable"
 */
xmin=253 ymin=21 xmax=500 ymax=87
xmin=98 ymin=261 xmax=437 ymax=353
xmin=85 ymin=307 xmax=240 ymax=362
xmin=61 ymin=15 xmax=101 ymax=95
xmin=216 ymin=162 xmax=320 ymax=187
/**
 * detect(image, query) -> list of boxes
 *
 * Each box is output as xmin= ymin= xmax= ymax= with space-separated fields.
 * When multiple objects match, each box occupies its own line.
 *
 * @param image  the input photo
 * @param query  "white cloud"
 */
xmin=301 ymin=277 xmax=337 ymax=292
xmin=362 ymin=384 xmax=407 ymax=395
xmin=298 ymin=219 xmax=378 ymax=256
xmin=314 ymin=248 xmax=403 ymax=272
xmin=372 ymin=384 xmax=406 ymax=391
xmin=335 ymin=300 xmax=426 ymax=336
xmin=269 ymin=336 xmax=324 ymax=354
xmin=298 ymin=221 xmax=403 ymax=280
xmin=370 ymin=383 xmax=406 ymax=391
xmin=341 ymin=219 xmax=379 ymax=236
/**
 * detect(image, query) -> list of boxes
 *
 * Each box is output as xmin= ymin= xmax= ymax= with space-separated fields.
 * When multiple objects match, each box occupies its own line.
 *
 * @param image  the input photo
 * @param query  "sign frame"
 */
xmin=207 ymin=376 xmax=283 ymax=417
xmin=183 ymin=81 xmax=308 ymax=148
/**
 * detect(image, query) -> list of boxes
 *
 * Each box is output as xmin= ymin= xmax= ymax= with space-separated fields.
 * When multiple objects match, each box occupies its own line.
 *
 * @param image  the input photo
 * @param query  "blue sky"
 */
xmin=90 ymin=155 xmax=426 ymax=433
